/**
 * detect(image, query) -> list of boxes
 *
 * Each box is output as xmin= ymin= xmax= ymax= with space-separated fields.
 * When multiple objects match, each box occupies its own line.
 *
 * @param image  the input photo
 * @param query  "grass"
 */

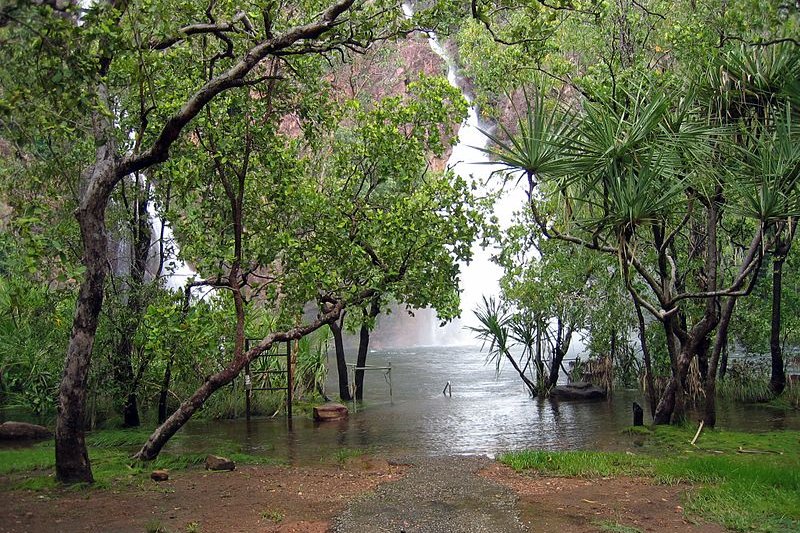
xmin=0 ymin=427 xmax=283 ymax=492
xmin=260 ymin=509 xmax=284 ymax=523
xmin=593 ymin=521 xmax=643 ymax=533
xmin=331 ymin=447 xmax=369 ymax=465
xmin=500 ymin=426 xmax=800 ymax=533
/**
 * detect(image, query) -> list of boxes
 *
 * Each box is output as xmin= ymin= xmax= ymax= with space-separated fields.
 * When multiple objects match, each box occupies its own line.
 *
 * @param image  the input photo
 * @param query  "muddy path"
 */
xmin=333 ymin=456 xmax=525 ymax=533
xmin=2 ymin=455 xmax=728 ymax=532
xmin=333 ymin=455 xmax=727 ymax=533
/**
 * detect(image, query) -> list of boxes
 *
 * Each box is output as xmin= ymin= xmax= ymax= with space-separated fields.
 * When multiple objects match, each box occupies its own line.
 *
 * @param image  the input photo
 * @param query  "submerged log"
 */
xmin=549 ymin=382 xmax=607 ymax=401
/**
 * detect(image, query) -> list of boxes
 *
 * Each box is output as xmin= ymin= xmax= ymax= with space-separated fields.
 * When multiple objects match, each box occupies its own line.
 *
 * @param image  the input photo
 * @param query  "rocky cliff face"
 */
xmin=329 ymin=35 xmax=447 ymax=102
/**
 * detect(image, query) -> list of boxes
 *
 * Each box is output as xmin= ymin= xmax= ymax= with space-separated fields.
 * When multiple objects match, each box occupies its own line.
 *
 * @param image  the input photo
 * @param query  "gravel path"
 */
xmin=331 ymin=455 xmax=526 ymax=533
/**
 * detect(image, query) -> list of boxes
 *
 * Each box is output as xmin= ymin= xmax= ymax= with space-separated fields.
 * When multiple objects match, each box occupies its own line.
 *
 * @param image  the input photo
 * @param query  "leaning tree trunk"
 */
xmin=329 ymin=315 xmax=351 ymax=401
xmin=135 ymin=303 xmax=343 ymax=460
xmin=705 ymin=227 xmax=765 ymax=425
xmin=703 ymin=297 xmax=736 ymax=427
xmin=56 ymin=154 xmax=116 ymax=484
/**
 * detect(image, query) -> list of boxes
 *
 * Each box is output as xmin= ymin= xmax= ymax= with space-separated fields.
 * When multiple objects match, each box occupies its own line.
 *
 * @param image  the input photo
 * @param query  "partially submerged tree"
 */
xmin=481 ymin=44 xmax=800 ymax=425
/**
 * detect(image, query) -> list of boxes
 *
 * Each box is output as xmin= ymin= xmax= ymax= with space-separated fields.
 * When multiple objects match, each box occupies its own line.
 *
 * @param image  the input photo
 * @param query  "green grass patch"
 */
xmin=593 ymin=520 xmax=643 ymax=533
xmin=500 ymin=427 xmax=800 ymax=532
xmin=499 ymin=450 xmax=653 ymax=478
xmin=260 ymin=509 xmax=284 ymax=523
xmin=331 ymin=447 xmax=369 ymax=465
xmin=0 ymin=427 xmax=282 ymax=492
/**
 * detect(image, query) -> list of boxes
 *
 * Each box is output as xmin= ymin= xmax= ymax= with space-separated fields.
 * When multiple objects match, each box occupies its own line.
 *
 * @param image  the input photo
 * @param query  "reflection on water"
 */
xmin=171 ymin=346 xmax=800 ymax=464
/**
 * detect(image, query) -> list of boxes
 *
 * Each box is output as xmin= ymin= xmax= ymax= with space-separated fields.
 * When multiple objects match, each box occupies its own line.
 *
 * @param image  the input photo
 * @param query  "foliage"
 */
xmin=0 ymin=277 xmax=73 ymax=416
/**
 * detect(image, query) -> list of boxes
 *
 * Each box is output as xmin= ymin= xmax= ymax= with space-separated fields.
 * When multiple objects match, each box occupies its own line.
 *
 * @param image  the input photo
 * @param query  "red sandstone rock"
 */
xmin=204 ymin=455 xmax=235 ymax=471
xmin=313 ymin=402 xmax=349 ymax=421
xmin=151 ymin=470 xmax=169 ymax=482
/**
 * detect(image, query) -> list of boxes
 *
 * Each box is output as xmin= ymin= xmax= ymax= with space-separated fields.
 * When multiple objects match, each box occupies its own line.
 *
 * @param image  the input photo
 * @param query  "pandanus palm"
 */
xmin=470 ymin=296 xmax=539 ymax=396
xmin=480 ymin=45 xmax=800 ymax=424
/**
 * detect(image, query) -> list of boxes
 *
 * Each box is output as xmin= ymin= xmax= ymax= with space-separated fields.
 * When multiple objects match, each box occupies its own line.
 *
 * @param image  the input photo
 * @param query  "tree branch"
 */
xmin=148 ymin=11 xmax=254 ymax=50
xmin=120 ymin=0 xmax=357 ymax=178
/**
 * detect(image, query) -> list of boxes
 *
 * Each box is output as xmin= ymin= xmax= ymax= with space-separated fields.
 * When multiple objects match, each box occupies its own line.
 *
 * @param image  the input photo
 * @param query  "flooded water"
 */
xmin=172 ymin=346 xmax=800 ymax=464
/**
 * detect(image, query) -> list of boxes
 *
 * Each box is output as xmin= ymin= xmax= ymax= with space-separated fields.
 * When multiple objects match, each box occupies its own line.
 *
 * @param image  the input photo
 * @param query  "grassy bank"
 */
xmin=500 ymin=426 xmax=800 ymax=533
xmin=0 ymin=428 xmax=282 ymax=491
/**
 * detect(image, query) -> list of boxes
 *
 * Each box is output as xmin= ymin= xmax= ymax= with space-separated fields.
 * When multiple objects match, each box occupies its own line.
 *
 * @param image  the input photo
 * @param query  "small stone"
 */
xmin=151 ymin=470 xmax=169 ymax=482
xmin=204 ymin=454 xmax=235 ymax=471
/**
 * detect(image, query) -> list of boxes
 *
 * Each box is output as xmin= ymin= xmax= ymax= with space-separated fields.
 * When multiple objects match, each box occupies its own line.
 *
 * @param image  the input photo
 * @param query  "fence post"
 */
xmin=287 ymin=341 xmax=293 ymax=419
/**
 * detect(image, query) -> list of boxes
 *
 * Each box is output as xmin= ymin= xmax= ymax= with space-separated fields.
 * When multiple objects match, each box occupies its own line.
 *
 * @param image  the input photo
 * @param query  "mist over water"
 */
xmin=374 ymin=5 xmax=526 ymax=348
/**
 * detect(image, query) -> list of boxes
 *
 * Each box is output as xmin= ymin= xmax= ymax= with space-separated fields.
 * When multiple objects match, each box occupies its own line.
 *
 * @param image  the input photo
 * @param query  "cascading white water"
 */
xmin=146 ymin=199 xmax=197 ymax=290
xmin=402 ymin=3 xmax=526 ymax=345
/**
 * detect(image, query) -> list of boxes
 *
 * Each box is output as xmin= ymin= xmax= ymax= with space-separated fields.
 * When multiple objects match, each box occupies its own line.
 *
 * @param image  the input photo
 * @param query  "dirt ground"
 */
xmin=480 ymin=463 xmax=728 ymax=533
xmin=0 ymin=456 xmax=403 ymax=533
xmin=1 ymin=456 xmax=729 ymax=533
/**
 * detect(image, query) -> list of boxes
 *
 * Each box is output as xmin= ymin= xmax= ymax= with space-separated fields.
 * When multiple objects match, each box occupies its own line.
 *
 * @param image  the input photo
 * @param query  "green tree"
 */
xmin=1 ymin=0 xmax=412 ymax=483
xmin=480 ymin=43 xmax=800 ymax=425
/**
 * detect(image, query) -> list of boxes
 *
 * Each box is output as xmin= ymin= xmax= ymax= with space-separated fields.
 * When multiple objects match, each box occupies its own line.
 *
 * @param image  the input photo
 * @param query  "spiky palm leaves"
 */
xmin=470 ymin=296 xmax=539 ymax=396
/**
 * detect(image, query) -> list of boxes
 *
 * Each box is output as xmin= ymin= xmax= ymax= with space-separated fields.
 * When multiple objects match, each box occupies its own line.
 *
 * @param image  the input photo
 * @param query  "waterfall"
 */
xmin=147 ymin=203 xmax=197 ymax=291
xmin=402 ymin=3 xmax=526 ymax=345
xmin=142 ymin=180 xmax=198 ymax=291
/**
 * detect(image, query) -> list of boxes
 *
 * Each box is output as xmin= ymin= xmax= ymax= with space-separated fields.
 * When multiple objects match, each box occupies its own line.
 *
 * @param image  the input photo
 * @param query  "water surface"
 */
xmin=173 ymin=346 xmax=800 ymax=463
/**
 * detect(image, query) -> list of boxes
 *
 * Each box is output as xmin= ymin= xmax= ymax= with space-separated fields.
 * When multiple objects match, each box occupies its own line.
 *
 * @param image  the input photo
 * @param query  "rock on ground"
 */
xmin=150 ymin=470 xmax=169 ymax=482
xmin=313 ymin=403 xmax=349 ymax=421
xmin=204 ymin=455 xmax=235 ymax=471
xmin=0 ymin=422 xmax=51 ymax=441
xmin=549 ymin=382 xmax=607 ymax=401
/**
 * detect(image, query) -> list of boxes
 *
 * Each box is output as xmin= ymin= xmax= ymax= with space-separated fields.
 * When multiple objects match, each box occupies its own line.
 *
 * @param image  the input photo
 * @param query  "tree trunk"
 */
xmin=158 ymin=285 xmax=191 ymax=423
xmin=505 ymin=351 xmax=537 ymax=396
xmin=354 ymin=323 xmax=369 ymax=401
xmin=56 ymin=155 xmax=116 ymax=484
xmin=770 ymin=251 xmax=787 ymax=395
xmin=353 ymin=298 xmax=380 ymax=401
xmin=632 ymin=296 xmax=656 ymax=418
xmin=112 ymin=336 xmax=141 ymax=428
xmin=653 ymin=316 xmax=683 ymax=425
xmin=546 ymin=319 xmax=572 ymax=389
xmin=329 ymin=315 xmax=351 ymax=401
xmin=534 ymin=322 xmax=544 ymax=389
xmin=157 ymin=355 xmax=173 ymax=424
xmin=703 ymin=297 xmax=736 ymax=427
xmin=705 ymin=227 xmax=765 ymax=426
xmin=113 ymin=180 xmax=152 ymax=427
